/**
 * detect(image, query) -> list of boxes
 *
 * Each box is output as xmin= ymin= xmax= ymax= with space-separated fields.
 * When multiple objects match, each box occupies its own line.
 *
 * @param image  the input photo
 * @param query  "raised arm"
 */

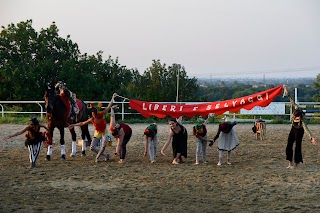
xmin=176 ymin=116 xmax=182 ymax=124
xmin=203 ymin=115 xmax=211 ymax=125
xmin=110 ymin=105 xmax=118 ymax=129
xmin=101 ymin=93 xmax=117 ymax=115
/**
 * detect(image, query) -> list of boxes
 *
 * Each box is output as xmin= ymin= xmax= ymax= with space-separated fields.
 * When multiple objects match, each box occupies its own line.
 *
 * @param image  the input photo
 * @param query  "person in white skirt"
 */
xmin=210 ymin=120 xmax=239 ymax=166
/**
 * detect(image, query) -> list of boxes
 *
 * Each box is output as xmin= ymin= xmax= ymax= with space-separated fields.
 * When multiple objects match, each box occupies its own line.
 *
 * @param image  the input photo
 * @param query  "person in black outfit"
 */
xmin=3 ymin=117 xmax=48 ymax=168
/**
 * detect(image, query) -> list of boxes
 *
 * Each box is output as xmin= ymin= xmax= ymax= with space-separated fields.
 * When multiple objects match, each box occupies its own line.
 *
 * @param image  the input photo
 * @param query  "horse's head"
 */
xmin=44 ymin=84 xmax=56 ymax=113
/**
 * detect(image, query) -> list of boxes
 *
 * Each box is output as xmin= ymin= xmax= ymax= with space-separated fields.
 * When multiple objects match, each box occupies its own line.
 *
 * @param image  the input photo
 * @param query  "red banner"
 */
xmin=129 ymin=85 xmax=284 ymax=118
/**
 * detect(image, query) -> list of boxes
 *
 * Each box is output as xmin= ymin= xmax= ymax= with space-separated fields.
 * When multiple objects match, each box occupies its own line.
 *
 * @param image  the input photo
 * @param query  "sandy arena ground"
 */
xmin=0 ymin=123 xmax=320 ymax=213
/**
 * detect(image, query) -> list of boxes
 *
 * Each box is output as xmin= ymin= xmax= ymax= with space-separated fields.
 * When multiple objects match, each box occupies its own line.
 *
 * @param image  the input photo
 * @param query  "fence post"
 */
xmin=121 ymin=102 xmax=125 ymax=120
xmin=0 ymin=104 xmax=3 ymax=118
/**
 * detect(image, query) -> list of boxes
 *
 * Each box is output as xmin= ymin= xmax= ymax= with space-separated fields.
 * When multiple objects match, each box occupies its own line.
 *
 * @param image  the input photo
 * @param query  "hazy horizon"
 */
xmin=1 ymin=0 xmax=320 ymax=79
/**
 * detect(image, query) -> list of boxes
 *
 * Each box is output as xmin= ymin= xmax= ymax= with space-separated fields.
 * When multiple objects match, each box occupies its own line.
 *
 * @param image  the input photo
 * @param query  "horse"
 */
xmin=44 ymin=86 xmax=91 ymax=161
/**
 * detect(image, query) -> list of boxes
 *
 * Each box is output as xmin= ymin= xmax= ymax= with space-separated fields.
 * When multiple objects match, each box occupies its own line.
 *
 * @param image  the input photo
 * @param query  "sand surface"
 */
xmin=0 ymin=123 xmax=320 ymax=212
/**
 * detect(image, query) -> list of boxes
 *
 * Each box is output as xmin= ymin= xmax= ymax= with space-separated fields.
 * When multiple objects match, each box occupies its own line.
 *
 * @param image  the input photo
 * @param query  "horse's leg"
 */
xmin=85 ymin=126 xmax=92 ymax=147
xmin=69 ymin=127 xmax=77 ymax=157
xmin=80 ymin=124 xmax=91 ymax=156
xmin=46 ymin=127 xmax=54 ymax=161
xmin=59 ymin=127 xmax=66 ymax=160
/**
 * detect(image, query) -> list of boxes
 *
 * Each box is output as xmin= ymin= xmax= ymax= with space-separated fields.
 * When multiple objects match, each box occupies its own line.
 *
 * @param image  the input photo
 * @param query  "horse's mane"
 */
xmin=45 ymin=88 xmax=67 ymax=125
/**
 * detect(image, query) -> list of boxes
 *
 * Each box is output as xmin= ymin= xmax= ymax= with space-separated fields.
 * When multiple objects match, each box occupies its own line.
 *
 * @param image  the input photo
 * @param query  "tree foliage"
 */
xmin=0 ymin=20 xmax=199 ymax=103
xmin=0 ymin=20 xmax=317 ymax=105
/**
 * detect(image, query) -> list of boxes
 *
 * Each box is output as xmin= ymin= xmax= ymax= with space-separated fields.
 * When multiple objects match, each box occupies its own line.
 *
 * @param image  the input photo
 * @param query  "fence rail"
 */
xmin=1 ymin=100 xmax=320 ymax=121
xmin=0 ymin=101 xmax=131 ymax=120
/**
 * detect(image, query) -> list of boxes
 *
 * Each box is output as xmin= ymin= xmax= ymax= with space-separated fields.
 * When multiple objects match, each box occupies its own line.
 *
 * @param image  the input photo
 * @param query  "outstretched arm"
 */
xmin=3 ymin=126 xmax=28 ymax=140
xmin=40 ymin=124 xmax=49 ymax=131
xmin=68 ymin=118 xmax=92 ymax=130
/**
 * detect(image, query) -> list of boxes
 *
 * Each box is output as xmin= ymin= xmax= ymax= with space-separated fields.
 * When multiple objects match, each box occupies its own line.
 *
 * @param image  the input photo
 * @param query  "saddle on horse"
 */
xmin=59 ymin=94 xmax=82 ymax=124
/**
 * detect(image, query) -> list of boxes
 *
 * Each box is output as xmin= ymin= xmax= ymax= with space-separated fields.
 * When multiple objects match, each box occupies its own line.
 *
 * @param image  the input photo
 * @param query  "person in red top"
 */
xmin=69 ymin=93 xmax=116 ymax=163
xmin=110 ymin=105 xmax=132 ymax=163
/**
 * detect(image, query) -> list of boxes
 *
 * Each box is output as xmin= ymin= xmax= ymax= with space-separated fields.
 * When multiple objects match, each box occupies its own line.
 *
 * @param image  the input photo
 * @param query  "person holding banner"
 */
xmin=193 ymin=116 xmax=213 ymax=165
xmin=161 ymin=117 xmax=188 ymax=164
xmin=110 ymin=105 xmax=132 ymax=164
xmin=211 ymin=118 xmax=239 ymax=166
xmin=283 ymin=86 xmax=316 ymax=169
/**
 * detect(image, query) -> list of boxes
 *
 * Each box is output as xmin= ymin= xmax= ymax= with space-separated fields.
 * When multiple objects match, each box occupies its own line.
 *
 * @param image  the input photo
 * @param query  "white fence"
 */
xmin=1 ymin=100 xmax=320 ymax=120
xmin=0 ymin=101 xmax=131 ymax=120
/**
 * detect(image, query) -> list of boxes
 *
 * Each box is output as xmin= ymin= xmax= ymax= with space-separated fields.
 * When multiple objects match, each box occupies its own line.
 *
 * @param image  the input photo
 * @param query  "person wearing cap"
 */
xmin=68 ymin=93 xmax=116 ymax=163
xmin=2 ymin=117 xmax=48 ymax=168
xmin=212 ymin=118 xmax=239 ymax=166
xmin=193 ymin=116 xmax=212 ymax=165
xmin=109 ymin=105 xmax=132 ymax=164
xmin=143 ymin=123 xmax=158 ymax=163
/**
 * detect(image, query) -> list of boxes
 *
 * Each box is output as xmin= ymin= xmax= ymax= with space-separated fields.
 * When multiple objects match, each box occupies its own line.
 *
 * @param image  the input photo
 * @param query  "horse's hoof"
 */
xmin=61 ymin=154 xmax=66 ymax=160
xmin=45 ymin=155 xmax=51 ymax=161
xmin=70 ymin=153 xmax=76 ymax=158
xmin=81 ymin=150 xmax=86 ymax=156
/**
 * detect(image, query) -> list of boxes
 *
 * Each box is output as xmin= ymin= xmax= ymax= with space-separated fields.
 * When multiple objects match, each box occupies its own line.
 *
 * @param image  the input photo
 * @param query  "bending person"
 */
xmin=110 ymin=105 xmax=132 ymax=164
xmin=143 ymin=123 xmax=158 ymax=163
xmin=3 ymin=117 xmax=48 ymax=169
xmin=193 ymin=116 xmax=212 ymax=165
xmin=161 ymin=116 xmax=188 ymax=164
xmin=68 ymin=93 xmax=116 ymax=162
xmin=212 ymin=119 xmax=239 ymax=166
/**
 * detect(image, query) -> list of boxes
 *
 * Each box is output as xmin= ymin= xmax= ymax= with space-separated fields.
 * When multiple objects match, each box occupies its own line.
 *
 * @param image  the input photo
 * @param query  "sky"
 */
xmin=1 ymin=0 xmax=320 ymax=79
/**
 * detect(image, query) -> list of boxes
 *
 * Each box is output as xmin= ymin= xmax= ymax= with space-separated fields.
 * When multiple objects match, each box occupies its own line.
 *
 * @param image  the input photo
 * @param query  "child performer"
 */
xmin=68 ymin=93 xmax=116 ymax=163
xmin=3 ymin=117 xmax=48 ymax=168
xmin=193 ymin=116 xmax=213 ymax=165
xmin=143 ymin=123 xmax=158 ymax=163
xmin=110 ymin=105 xmax=132 ymax=164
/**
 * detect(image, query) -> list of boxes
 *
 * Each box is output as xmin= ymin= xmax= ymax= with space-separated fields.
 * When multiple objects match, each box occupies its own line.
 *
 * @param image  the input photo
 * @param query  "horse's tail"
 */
xmin=77 ymin=100 xmax=89 ymax=122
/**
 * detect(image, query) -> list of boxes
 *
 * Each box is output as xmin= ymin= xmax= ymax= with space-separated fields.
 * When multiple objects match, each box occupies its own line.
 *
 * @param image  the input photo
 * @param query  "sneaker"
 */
xmin=227 ymin=162 xmax=232 ymax=165
xmin=217 ymin=162 xmax=222 ymax=166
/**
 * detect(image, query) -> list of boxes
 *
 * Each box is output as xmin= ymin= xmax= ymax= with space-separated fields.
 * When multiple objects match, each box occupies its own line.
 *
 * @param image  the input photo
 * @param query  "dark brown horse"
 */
xmin=44 ymin=86 xmax=91 ymax=160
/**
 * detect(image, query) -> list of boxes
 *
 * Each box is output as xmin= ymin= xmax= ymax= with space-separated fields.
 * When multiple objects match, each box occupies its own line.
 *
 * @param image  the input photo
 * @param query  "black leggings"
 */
xmin=286 ymin=127 xmax=304 ymax=163
xmin=121 ymin=132 xmax=132 ymax=160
